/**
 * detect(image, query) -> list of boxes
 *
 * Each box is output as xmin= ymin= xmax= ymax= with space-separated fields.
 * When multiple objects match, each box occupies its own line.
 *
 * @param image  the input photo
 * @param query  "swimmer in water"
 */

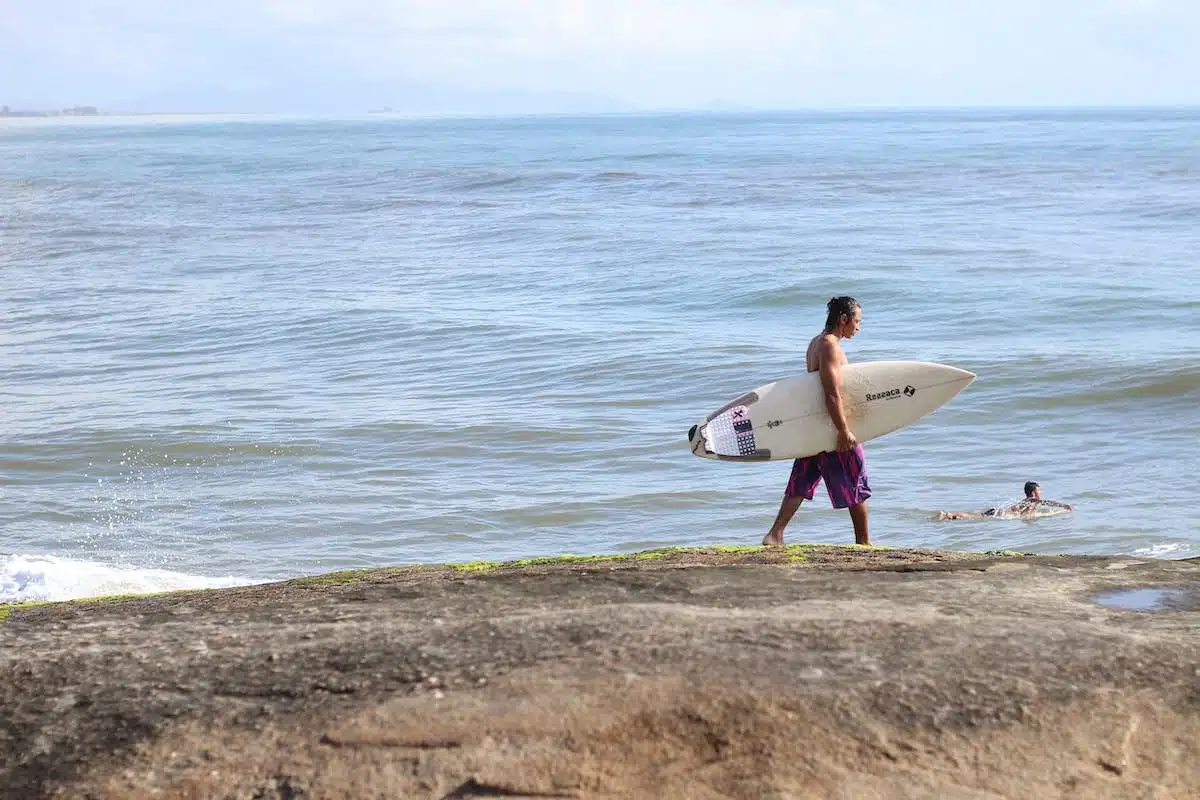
xmin=935 ymin=481 xmax=1074 ymax=520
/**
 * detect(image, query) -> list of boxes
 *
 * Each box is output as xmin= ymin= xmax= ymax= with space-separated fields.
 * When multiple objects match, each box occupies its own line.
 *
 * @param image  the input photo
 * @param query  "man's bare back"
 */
xmin=806 ymin=332 xmax=845 ymax=373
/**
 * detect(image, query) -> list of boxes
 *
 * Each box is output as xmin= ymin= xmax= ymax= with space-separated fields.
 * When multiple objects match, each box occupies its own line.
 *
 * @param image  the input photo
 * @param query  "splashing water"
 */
xmin=0 ymin=553 xmax=258 ymax=604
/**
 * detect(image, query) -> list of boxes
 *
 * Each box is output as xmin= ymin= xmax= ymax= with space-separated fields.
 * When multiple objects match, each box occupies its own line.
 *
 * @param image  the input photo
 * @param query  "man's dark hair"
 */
xmin=1024 ymin=481 xmax=1040 ymax=498
xmin=824 ymin=296 xmax=860 ymax=331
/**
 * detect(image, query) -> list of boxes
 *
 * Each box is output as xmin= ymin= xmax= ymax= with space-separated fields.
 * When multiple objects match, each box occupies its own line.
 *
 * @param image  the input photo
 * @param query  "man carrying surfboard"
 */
xmin=763 ymin=296 xmax=872 ymax=547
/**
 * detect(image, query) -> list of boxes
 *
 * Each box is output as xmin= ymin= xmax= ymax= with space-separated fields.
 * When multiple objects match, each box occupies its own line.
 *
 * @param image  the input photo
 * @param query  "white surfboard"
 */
xmin=688 ymin=361 xmax=976 ymax=461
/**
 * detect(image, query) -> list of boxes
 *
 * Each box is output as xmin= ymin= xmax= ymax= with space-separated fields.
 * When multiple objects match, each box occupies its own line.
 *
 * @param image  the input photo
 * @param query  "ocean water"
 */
xmin=2 ymin=109 xmax=1198 ymax=602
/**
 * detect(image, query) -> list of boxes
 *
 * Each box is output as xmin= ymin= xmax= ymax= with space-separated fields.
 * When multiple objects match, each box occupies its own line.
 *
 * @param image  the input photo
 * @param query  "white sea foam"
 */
xmin=0 ymin=553 xmax=257 ymax=604
xmin=1131 ymin=542 xmax=1195 ymax=559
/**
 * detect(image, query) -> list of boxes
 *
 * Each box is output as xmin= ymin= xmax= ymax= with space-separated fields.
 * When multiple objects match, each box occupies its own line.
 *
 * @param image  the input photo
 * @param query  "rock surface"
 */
xmin=2 ymin=546 xmax=1199 ymax=799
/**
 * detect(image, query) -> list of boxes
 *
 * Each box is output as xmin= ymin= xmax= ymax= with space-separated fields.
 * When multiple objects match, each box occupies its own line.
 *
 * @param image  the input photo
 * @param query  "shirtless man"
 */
xmin=935 ymin=481 xmax=1074 ymax=520
xmin=763 ymin=296 xmax=871 ymax=546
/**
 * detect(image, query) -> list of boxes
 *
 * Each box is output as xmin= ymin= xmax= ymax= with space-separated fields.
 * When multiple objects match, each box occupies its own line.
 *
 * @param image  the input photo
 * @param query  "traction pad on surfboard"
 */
xmin=704 ymin=405 xmax=757 ymax=456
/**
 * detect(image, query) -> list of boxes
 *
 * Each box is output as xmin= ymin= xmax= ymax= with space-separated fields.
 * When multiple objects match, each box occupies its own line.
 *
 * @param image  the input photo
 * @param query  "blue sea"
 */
xmin=2 ymin=108 xmax=1198 ymax=603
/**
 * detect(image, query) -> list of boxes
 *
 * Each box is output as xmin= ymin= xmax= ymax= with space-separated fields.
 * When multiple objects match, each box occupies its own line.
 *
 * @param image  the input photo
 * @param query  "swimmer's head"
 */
xmin=1024 ymin=481 xmax=1042 ymax=500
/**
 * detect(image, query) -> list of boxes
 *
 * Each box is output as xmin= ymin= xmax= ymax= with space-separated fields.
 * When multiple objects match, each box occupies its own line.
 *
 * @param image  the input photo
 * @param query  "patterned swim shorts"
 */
xmin=785 ymin=444 xmax=872 ymax=509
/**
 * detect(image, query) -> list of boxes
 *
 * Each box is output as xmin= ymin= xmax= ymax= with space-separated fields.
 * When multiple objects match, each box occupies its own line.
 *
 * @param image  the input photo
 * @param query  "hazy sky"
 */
xmin=3 ymin=0 xmax=1197 ymax=112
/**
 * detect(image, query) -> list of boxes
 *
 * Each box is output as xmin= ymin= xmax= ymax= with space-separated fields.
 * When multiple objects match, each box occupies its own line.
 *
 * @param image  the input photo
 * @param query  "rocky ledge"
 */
xmin=2 ymin=545 xmax=1199 ymax=799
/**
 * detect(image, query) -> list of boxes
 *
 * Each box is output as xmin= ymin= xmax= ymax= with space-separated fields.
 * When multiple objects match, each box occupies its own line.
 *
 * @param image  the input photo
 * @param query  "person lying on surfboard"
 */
xmin=935 ymin=481 xmax=1074 ymax=520
xmin=763 ymin=296 xmax=872 ymax=547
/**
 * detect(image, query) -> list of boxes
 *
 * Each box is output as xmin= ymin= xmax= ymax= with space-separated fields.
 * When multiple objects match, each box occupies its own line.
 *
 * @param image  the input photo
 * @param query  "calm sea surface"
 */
xmin=2 ymin=109 xmax=1198 ymax=602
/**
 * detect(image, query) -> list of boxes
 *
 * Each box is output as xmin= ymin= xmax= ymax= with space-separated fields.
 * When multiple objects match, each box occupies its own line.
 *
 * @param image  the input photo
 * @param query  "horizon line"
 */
xmin=3 ymin=102 xmax=1198 ymax=121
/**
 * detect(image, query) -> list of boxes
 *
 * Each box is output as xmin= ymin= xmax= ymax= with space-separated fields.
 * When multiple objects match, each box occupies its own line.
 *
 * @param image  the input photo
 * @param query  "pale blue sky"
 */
xmin=3 ymin=0 xmax=1197 ymax=113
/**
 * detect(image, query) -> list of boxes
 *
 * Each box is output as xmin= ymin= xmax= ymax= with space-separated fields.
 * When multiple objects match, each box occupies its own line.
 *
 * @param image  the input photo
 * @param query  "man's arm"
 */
xmin=817 ymin=338 xmax=857 ymax=451
xmin=1040 ymin=500 xmax=1074 ymax=510
xmin=936 ymin=511 xmax=985 ymax=520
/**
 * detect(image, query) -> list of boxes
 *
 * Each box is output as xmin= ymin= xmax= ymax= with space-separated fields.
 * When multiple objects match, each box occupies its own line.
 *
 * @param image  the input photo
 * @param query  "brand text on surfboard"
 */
xmin=866 ymin=385 xmax=917 ymax=402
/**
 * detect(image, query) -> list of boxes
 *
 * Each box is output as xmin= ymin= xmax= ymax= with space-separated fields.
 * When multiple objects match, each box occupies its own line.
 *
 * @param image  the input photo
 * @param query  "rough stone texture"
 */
xmin=1 ymin=546 xmax=1199 ymax=799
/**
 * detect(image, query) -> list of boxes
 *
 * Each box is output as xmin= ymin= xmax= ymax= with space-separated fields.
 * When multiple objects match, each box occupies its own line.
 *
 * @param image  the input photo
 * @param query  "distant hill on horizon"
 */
xmin=88 ymin=78 xmax=638 ymax=117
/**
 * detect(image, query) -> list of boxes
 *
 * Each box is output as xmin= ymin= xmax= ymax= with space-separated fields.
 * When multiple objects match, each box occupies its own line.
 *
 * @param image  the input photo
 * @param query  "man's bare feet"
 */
xmin=762 ymin=496 xmax=802 ymax=547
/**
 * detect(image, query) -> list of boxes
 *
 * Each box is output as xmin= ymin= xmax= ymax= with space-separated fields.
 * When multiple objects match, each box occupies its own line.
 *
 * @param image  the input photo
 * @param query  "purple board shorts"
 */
xmin=785 ymin=444 xmax=871 ymax=509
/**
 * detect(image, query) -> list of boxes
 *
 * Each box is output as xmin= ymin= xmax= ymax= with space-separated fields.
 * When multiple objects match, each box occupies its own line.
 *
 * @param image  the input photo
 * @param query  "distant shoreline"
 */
xmin=0 ymin=105 xmax=98 ymax=118
xmin=2 ymin=103 xmax=1198 ymax=123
